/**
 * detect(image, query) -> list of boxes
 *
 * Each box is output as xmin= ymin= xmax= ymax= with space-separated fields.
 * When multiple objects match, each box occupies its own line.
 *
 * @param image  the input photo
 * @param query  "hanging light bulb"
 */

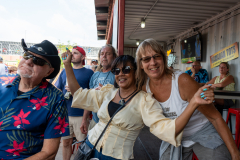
xmin=136 ymin=39 xmax=140 ymax=46
xmin=141 ymin=18 xmax=145 ymax=28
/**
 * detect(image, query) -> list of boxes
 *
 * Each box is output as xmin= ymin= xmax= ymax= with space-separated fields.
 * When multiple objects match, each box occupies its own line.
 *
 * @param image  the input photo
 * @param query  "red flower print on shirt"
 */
xmin=6 ymin=140 xmax=27 ymax=156
xmin=40 ymin=133 xmax=44 ymax=140
xmin=12 ymin=109 xmax=31 ymax=129
xmin=48 ymin=114 xmax=53 ymax=122
xmin=54 ymin=117 xmax=69 ymax=135
xmin=0 ymin=76 xmax=15 ymax=84
xmin=29 ymin=96 xmax=48 ymax=110
xmin=39 ymin=81 xmax=48 ymax=89
xmin=0 ymin=121 xmax=3 ymax=131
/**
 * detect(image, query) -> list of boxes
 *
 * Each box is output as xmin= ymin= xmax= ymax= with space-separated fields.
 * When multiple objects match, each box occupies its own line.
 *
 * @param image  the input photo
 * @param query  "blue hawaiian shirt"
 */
xmin=185 ymin=68 xmax=209 ymax=83
xmin=0 ymin=74 xmax=17 ymax=86
xmin=0 ymin=75 xmax=69 ymax=159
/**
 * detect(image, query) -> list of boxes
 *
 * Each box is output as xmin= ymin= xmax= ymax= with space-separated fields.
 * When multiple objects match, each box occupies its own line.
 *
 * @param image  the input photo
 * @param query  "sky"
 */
xmin=0 ymin=0 xmax=106 ymax=47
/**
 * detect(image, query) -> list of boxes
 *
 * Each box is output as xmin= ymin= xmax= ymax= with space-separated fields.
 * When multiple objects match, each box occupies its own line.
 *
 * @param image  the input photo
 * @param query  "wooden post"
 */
xmin=118 ymin=0 xmax=125 ymax=56
xmin=106 ymin=1 xmax=115 ymax=44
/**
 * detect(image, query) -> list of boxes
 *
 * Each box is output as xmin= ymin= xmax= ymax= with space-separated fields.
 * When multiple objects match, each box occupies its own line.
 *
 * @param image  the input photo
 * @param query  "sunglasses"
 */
xmin=140 ymin=54 xmax=162 ymax=63
xmin=73 ymin=46 xmax=81 ymax=49
xmin=112 ymin=66 xmax=133 ymax=75
xmin=23 ymin=52 xmax=51 ymax=67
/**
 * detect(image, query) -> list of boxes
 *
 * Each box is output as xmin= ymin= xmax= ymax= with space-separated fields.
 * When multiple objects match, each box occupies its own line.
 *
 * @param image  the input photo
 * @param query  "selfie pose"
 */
xmin=61 ymin=50 xmax=214 ymax=160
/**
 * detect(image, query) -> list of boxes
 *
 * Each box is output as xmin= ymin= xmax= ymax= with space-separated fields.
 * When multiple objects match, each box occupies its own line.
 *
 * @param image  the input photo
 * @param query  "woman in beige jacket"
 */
xmin=61 ymin=52 xmax=214 ymax=160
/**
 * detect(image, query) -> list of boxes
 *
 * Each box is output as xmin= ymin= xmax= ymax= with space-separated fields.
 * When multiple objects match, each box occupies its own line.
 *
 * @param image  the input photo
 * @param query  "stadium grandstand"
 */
xmin=0 ymin=41 xmax=100 ymax=66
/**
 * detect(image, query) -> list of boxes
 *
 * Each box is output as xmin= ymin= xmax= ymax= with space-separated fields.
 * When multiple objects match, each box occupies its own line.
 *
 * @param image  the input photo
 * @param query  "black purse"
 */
xmin=73 ymin=91 xmax=139 ymax=160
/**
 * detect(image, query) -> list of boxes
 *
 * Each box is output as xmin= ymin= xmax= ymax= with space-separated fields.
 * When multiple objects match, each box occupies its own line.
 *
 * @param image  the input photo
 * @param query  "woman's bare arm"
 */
xmin=206 ymin=76 xmax=217 ymax=85
xmin=175 ymin=85 xmax=214 ymax=136
xmin=211 ymin=75 xmax=234 ymax=88
xmin=179 ymin=73 xmax=240 ymax=160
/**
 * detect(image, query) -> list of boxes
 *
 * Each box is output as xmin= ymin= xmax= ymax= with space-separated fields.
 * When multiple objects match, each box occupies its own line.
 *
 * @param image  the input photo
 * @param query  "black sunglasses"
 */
xmin=112 ymin=66 xmax=133 ymax=75
xmin=23 ymin=52 xmax=51 ymax=67
xmin=140 ymin=54 xmax=162 ymax=63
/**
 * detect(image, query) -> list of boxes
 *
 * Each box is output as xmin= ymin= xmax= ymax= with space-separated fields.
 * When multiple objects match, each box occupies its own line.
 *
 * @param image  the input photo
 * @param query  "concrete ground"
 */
xmin=55 ymin=142 xmax=76 ymax=160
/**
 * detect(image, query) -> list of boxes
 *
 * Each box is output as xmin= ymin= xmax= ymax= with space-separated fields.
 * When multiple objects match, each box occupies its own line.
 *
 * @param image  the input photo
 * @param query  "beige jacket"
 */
xmin=72 ymin=84 xmax=182 ymax=160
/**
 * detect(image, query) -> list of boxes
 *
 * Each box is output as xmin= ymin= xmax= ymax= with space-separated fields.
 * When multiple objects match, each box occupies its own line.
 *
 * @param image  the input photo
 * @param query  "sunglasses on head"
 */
xmin=140 ymin=54 xmax=162 ymax=63
xmin=73 ymin=46 xmax=81 ymax=49
xmin=112 ymin=66 xmax=133 ymax=75
xmin=23 ymin=52 xmax=51 ymax=67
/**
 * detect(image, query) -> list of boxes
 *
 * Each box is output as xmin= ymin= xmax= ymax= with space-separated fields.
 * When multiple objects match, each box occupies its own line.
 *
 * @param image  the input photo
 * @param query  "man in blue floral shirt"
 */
xmin=185 ymin=61 xmax=209 ymax=86
xmin=0 ymin=39 xmax=69 ymax=159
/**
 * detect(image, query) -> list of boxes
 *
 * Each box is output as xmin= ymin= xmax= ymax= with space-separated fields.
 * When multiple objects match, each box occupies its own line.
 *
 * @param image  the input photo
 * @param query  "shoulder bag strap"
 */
xmin=92 ymin=90 xmax=140 ymax=150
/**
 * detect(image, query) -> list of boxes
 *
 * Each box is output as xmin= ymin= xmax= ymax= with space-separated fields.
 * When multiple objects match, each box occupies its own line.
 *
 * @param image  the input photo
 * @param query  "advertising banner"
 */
xmin=210 ymin=42 xmax=239 ymax=68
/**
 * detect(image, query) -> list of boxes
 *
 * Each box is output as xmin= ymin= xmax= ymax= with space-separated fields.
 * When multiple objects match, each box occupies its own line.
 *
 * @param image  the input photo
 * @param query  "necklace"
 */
xmin=119 ymin=88 xmax=137 ymax=105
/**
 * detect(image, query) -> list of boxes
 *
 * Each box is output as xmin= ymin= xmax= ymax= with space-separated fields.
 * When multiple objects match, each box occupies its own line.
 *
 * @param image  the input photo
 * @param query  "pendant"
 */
xmin=119 ymin=99 xmax=125 ymax=105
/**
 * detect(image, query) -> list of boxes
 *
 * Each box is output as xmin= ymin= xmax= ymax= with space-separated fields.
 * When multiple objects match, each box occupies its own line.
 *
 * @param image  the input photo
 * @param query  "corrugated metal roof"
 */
xmin=93 ymin=0 xmax=240 ymax=45
xmin=125 ymin=0 xmax=240 ymax=45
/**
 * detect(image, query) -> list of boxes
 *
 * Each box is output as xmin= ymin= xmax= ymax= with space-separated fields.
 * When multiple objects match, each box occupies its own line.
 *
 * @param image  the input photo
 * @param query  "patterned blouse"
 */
xmin=0 ymin=75 xmax=69 ymax=159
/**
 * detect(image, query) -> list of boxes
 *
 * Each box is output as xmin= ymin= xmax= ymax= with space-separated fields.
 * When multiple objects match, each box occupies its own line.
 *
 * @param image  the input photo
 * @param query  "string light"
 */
xmin=141 ymin=18 xmax=145 ymax=28
xmin=136 ymin=39 xmax=140 ymax=46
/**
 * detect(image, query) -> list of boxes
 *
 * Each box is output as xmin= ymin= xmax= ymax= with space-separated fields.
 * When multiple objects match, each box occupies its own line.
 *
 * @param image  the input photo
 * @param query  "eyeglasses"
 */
xmin=112 ymin=66 xmax=133 ymax=75
xmin=140 ymin=54 xmax=162 ymax=63
xmin=23 ymin=52 xmax=51 ymax=67
xmin=192 ymin=65 xmax=200 ymax=67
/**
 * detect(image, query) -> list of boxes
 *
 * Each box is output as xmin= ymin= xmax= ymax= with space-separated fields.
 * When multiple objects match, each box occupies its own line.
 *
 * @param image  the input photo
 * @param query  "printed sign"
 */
xmin=210 ymin=42 xmax=239 ymax=68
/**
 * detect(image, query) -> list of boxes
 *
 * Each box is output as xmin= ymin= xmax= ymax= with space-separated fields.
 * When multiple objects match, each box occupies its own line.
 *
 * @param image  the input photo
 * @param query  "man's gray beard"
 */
xmin=17 ymin=69 xmax=33 ymax=78
xmin=102 ymin=64 xmax=111 ymax=70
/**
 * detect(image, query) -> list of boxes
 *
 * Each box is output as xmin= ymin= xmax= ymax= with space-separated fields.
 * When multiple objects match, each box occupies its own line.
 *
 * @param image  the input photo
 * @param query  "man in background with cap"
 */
xmin=0 ymin=56 xmax=8 ymax=75
xmin=91 ymin=59 xmax=98 ymax=72
xmin=55 ymin=46 xmax=94 ymax=160
xmin=91 ymin=59 xmax=98 ymax=66
xmin=0 ymin=39 xmax=69 ymax=159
